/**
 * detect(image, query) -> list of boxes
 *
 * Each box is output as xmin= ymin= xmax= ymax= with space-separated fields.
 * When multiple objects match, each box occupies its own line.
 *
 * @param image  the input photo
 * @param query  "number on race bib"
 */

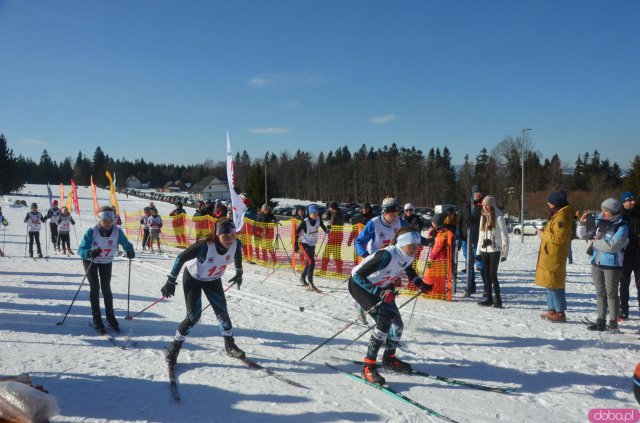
xmin=207 ymin=265 xmax=227 ymax=278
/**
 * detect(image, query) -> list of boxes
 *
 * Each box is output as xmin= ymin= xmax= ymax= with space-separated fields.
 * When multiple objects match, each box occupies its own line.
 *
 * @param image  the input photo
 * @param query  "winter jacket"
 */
xmin=475 ymin=210 xmax=509 ymax=258
xmin=577 ymin=213 xmax=629 ymax=268
xmin=534 ymin=205 xmax=574 ymax=289
xmin=403 ymin=213 xmax=424 ymax=231
xmin=77 ymin=225 xmax=134 ymax=261
xmin=622 ymin=205 xmax=640 ymax=269
xmin=458 ymin=200 xmax=483 ymax=244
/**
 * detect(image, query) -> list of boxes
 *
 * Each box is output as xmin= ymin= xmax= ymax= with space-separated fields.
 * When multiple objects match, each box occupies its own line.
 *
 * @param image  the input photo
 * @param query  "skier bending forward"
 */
xmin=349 ymin=227 xmax=432 ymax=385
xmin=161 ymin=218 xmax=244 ymax=367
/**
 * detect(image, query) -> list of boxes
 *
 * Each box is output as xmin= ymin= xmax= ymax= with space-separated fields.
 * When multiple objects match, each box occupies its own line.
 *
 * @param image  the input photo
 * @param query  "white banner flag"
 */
xmin=226 ymin=131 xmax=246 ymax=231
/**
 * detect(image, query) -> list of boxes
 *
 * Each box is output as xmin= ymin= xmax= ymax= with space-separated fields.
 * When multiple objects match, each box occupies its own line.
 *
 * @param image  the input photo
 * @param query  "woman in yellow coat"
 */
xmin=536 ymin=190 xmax=574 ymax=323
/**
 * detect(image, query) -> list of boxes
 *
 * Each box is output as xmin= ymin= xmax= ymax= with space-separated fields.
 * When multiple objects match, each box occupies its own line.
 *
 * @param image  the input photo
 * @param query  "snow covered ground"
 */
xmin=0 ymin=184 xmax=638 ymax=422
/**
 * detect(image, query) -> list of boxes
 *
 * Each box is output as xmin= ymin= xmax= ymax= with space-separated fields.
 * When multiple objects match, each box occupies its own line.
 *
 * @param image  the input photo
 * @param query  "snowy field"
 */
xmin=0 ymin=184 xmax=639 ymax=422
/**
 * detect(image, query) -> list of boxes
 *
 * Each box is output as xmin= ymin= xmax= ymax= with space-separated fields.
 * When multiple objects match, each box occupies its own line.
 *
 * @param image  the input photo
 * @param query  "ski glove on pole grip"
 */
xmin=89 ymin=248 xmax=102 ymax=259
xmin=162 ymin=276 xmax=177 ymax=298
xmin=127 ymin=250 xmax=136 ymax=259
xmin=228 ymin=269 xmax=243 ymax=290
xmin=413 ymin=277 xmax=433 ymax=294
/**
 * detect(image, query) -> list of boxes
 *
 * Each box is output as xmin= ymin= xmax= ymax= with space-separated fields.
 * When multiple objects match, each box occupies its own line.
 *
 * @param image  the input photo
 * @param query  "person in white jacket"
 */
xmin=476 ymin=195 xmax=509 ymax=308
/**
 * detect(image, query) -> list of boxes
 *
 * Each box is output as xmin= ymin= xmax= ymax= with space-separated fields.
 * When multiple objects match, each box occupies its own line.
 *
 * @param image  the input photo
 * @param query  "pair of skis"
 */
xmin=325 ymin=358 xmax=515 ymax=422
xmin=167 ymin=354 xmax=308 ymax=401
xmin=89 ymin=323 xmax=137 ymax=349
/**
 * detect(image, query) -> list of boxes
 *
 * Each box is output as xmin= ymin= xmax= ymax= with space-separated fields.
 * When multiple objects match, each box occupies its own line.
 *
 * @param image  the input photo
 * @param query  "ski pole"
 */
xmin=315 ymin=231 xmax=328 ymax=260
xmin=198 ymin=280 xmax=239 ymax=314
xmin=299 ymin=277 xmax=349 ymax=312
xmin=56 ymin=260 xmax=94 ymax=326
xmin=125 ymin=296 xmax=165 ymax=321
xmin=73 ymin=225 xmax=79 ymax=249
xmin=297 ymin=299 xmax=384 ymax=362
xmin=407 ymin=245 xmax=432 ymax=329
xmin=340 ymin=290 xmax=422 ymax=351
xmin=126 ymin=258 xmax=132 ymax=319
xmin=44 ymin=223 xmax=48 ymax=257
xmin=24 ymin=224 xmax=28 ymax=258
xmin=258 ymin=261 xmax=286 ymax=284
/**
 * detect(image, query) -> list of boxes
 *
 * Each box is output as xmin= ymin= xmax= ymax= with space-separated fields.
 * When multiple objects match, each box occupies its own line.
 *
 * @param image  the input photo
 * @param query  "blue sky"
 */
xmin=0 ymin=0 xmax=638 ymax=169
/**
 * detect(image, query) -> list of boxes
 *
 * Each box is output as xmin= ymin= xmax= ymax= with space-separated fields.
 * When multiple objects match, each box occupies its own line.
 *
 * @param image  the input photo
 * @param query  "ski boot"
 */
xmin=224 ymin=336 xmax=246 ymax=359
xmin=92 ymin=312 xmax=105 ymax=332
xmin=29 ymin=251 xmax=33 ymax=258
xmin=38 ymin=252 xmax=43 ymax=258
xmin=362 ymin=359 xmax=385 ymax=385
xmin=477 ymin=299 xmax=493 ymax=307
xmin=382 ymin=350 xmax=413 ymax=373
xmin=299 ymin=275 xmax=308 ymax=287
xmin=608 ymin=320 xmax=621 ymax=334
xmin=587 ymin=318 xmax=606 ymax=332
xmin=165 ymin=340 xmax=183 ymax=367
xmin=106 ymin=311 xmax=120 ymax=332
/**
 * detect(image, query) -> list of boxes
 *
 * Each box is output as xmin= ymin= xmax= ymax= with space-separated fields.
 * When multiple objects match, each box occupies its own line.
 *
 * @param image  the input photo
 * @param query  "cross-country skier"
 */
xmin=57 ymin=206 xmax=76 ymax=255
xmin=78 ymin=206 xmax=135 ymax=331
xmin=161 ymin=218 xmax=245 ymax=367
xmin=24 ymin=203 xmax=44 ymax=258
xmin=353 ymin=197 xmax=406 ymax=322
xmin=350 ymin=227 xmax=432 ymax=385
xmin=148 ymin=208 xmax=163 ymax=253
xmin=294 ymin=204 xmax=328 ymax=291
xmin=44 ymin=200 xmax=61 ymax=251
xmin=0 ymin=206 xmax=7 ymax=257
xmin=140 ymin=207 xmax=152 ymax=251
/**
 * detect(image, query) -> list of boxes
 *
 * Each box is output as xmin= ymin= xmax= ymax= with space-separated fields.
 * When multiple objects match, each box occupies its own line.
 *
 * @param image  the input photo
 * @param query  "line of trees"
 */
xmin=1 ymin=133 xmax=638 ymax=217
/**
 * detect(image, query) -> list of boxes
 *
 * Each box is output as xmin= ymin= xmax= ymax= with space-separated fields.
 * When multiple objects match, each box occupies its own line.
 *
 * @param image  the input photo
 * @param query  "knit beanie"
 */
xmin=482 ymin=195 xmax=496 ymax=208
xmin=621 ymin=191 xmax=636 ymax=203
xmin=215 ymin=219 xmax=236 ymax=235
xmin=547 ymin=190 xmax=568 ymax=208
xmin=601 ymin=198 xmax=621 ymax=214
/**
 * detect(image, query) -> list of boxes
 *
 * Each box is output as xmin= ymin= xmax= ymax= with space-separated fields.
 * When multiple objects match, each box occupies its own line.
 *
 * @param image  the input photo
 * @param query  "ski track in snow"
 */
xmin=0 ymin=185 xmax=639 ymax=422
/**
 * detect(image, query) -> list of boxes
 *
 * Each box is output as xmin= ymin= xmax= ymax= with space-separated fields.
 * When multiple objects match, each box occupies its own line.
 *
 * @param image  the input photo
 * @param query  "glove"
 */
xmin=379 ymin=287 xmax=397 ymax=303
xmin=326 ymin=225 xmax=332 ymax=231
xmin=89 ymin=248 xmax=102 ymax=259
xmin=425 ymin=237 xmax=435 ymax=247
xmin=229 ymin=269 xmax=243 ymax=289
xmin=294 ymin=243 xmax=300 ymax=253
xmin=161 ymin=276 xmax=177 ymax=298
xmin=500 ymin=256 xmax=507 ymax=262
xmin=413 ymin=277 xmax=433 ymax=295
xmin=127 ymin=250 xmax=135 ymax=259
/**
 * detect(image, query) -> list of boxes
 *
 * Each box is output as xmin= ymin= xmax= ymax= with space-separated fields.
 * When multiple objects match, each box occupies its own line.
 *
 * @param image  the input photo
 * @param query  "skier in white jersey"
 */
xmin=161 ymin=218 xmax=245 ymax=367
xmin=57 ymin=206 xmax=76 ymax=255
xmin=350 ymin=227 xmax=433 ymax=385
xmin=294 ymin=204 xmax=328 ymax=291
xmin=78 ymin=206 xmax=135 ymax=331
xmin=23 ymin=203 xmax=44 ymax=258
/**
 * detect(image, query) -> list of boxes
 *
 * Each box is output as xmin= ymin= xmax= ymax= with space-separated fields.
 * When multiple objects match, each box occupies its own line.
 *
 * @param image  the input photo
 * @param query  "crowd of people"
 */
xmin=3 ymin=186 xmax=638 ymax=388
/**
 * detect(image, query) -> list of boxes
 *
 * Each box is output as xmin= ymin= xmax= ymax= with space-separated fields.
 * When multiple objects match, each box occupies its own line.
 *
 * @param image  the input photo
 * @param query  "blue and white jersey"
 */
xmin=355 ymin=216 xmax=404 ymax=257
xmin=300 ymin=217 xmax=321 ymax=246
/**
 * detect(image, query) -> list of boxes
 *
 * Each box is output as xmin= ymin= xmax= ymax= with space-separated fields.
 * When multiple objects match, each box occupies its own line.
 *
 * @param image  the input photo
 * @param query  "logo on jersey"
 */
xmin=108 ymin=240 xmax=113 ymax=245
xmin=226 ymin=255 xmax=230 ymax=260
xmin=208 ymin=258 xmax=214 ymax=262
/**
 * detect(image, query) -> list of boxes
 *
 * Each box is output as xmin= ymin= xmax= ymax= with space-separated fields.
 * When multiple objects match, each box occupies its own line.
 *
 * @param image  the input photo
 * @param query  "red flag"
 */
xmin=71 ymin=179 xmax=81 ymax=215
xmin=59 ymin=183 xmax=64 ymax=206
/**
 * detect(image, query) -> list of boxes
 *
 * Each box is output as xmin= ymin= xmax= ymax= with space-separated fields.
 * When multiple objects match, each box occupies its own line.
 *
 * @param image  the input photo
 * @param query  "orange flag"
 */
xmin=59 ymin=183 xmax=64 ymax=205
xmin=90 ymin=175 xmax=100 ymax=216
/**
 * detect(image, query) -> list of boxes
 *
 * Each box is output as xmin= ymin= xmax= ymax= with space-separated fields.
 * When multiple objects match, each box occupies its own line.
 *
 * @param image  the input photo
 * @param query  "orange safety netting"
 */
xmin=123 ymin=212 xmax=453 ymax=301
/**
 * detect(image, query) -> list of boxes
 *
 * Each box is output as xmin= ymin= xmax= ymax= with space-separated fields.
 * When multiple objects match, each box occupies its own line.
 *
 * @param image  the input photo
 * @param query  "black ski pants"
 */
xmin=142 ymin=228 xmax=150 ymax=249
xmin=83 ymin=260 xmax=114 ymax=316
xmin=174 ymin=271 xmax=233 ymax=341
xmin=480 ymin=251 xmax=502 ymax=302
xmin=59 ymin=232 xmax=71 ymax=251
xmin=49 ymin=222 xmax=58 ymax=246
xmin=28 ymin=232 xmax=42 ymax=255
xmin=300 ymin=243 xmax=316 ymax=283
xmin=620 ymin=261 xmax=640 ymax=315
xmin=349 ymin=278 xmax=403 ymax=360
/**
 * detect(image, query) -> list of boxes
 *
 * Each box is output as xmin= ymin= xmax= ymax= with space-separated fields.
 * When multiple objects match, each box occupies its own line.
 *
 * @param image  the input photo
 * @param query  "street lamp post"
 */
xmin=521 ymin=128 xmax=533 ymax=244
xmin=264 ymin=152 xmax=268 ymax=206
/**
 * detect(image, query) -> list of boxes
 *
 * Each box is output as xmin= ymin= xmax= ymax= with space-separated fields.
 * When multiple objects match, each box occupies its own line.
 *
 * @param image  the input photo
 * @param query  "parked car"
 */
xmin=512 ymin=220 xmax=547 ymax=236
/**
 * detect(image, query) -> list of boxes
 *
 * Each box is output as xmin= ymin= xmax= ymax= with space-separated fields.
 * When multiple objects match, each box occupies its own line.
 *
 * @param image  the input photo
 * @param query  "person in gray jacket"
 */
xmin=577 ymin=198 xmax=629 ymax=332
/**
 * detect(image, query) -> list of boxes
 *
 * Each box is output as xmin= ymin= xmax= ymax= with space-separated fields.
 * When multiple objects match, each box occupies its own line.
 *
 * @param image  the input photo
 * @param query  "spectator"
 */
xmin=402 ymin=203 xmax=424 ymax=231
xmin=321 ymin=202 xmax=345 ymax=274
xmin=256 ymin=204 xmax=277 ymax=265
xmin=457 ymin=185 xmax=486 ymax=295
xmin=476 ymin=195 xmax=509 ymax=308
xmin=619 ymin=191 xmax=640 ymax=319
xmin=169 ymin=201 xmax=188 ymax=248
xmin=577 ymin=198 xmax=629 ymax=332
xmin=536 ymin=190 xmax=574 ymax=323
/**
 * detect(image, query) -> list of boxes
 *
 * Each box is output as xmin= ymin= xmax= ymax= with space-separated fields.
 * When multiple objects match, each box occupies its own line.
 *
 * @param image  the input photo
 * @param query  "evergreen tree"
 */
xmin=0 ymin=134 xmax=25 ymax=194
xmin=623 ymin=155 xmax=640 ymax=194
